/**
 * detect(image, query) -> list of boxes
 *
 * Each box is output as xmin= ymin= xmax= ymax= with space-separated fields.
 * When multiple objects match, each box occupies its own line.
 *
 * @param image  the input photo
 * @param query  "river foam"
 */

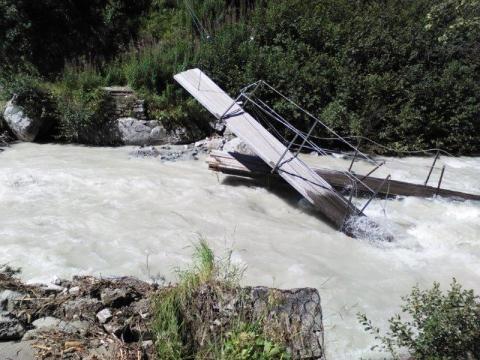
xmin=1 ymin=143 xmax=479 ymax=358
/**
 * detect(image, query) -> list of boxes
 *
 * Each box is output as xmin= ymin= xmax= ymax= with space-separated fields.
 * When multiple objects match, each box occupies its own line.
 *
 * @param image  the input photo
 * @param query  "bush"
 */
xmin=52 ymin=63 xmax=122 ymax=145
xmin=358 ymin=279 xmax=480 ymax=359
xmin=221 ymin=322 xmax=290 ymax=360
xmin=55 ymin=87 xmax=117 ymax=145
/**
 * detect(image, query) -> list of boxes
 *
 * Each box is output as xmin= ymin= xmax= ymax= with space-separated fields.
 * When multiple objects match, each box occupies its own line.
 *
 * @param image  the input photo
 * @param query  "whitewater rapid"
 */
xmin=0 ymin=143 xmax=479 ymax=358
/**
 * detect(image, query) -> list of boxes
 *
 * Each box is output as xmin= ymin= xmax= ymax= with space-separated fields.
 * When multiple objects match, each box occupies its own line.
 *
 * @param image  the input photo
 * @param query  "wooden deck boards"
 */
xmin=174 ymin=68 xmax=361 ymax=230
xmin=208 ymin=151 xmax=480 ymax=202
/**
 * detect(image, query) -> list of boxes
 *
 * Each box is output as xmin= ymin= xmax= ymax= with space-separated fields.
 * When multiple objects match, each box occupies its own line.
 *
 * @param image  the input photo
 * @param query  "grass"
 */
xmin=151 ymin=239 xmax=290 ymax=359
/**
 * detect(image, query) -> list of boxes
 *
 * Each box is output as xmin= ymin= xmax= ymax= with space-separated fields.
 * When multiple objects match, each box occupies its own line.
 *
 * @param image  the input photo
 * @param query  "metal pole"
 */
xmin=359 ymin=175 xmax=391 ymax=215
xmin=348 ymin=149 xmax=359 ymax=173
xmin=348 ymin=138 xmax=362 ymax=173
xmin=435 ymin=166 xmax=446 ymax=196
xmin=294 ymin=119 xmax=319 ymax=156
xmin=219 ymin=93 xmax=245 ymax=120
xmin=271 ymin=133 xmax=299 ymax=174
xmin=424 ymin=150 xmax=440 ymax=186
xmin=241 ymin=81 xmax=262 ymax=108
xmin=359 ymin=161 xmax=385 ymax=182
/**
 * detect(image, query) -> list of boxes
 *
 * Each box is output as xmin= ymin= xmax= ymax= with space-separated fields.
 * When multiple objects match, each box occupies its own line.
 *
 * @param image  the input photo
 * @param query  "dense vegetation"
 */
xmin=359 ymin=279 xmax=480 ymax=359
xmin=0 ymin=0 xmax=479 ymax=153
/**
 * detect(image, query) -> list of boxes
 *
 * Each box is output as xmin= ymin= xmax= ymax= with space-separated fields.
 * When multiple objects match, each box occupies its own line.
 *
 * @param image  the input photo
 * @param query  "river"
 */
xmin=1 ymin=143 xmax=479 ymax=358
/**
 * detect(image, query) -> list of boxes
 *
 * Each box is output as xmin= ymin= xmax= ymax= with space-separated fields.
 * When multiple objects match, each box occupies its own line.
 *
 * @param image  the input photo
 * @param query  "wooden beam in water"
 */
xmin=208 ymin=151 xmax=480 ymax=202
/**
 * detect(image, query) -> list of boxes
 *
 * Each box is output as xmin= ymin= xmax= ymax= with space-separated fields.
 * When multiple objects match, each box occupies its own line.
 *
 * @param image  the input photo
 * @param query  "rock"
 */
xmin=222 ymin=137 xmax=256 ymax=155
xmin=23 ymin=318 xmax=90 ymax=340
xmin=69 ymin=286 xmax=80 ymax=295
xmin=103 ymin=321 xmax=125 ymax=337
xmin=3 ymin=99 xmax=43 ymax=142
xmin=129 ymin=144 xmax=201 ymax=162
xmin=60 ymin=298 xmax=103 ymax=321
xmin=96 ymin=308 xmax=112 ymax=324
xmin=0 ymin=314 xmax=25 ymax=340
xmin=100 ymin=288 xmax=135 ymax=308
xmin=129 ymin=146 xmax=160 ymax=158
xmin=63 ymin=320 xmax=90 ymax=335
xmin=142 ymin=340 xmax=153 ymax=349
xmin=194 ymin=136 xmax=225 ymax=152
xmin=22 ymin=316 xmax=61 ymax=341
xmin=0 ymin=290 xmax=24 ymax=312
xmin=32 ymin=316 xmax=61 ymax=329
xmin=132 ymin=298 xmax=150 ymax=319
xmin=117 ymin=117 xmax=168 ymax=146
xmin=0 ymin=340 xmax=35 ymax=360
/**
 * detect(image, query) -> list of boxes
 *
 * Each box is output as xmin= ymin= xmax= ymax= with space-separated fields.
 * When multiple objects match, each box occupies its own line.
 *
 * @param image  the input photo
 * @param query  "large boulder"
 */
xmin=222 ymin=136 xmax=256 ymax=155
xmin=117 ymin=117 xmax=168 ymax=146
xmin=117 ymin=118 xmax=197 ymax=146
xmin=3 ymin=99 xmax=43 ymax=142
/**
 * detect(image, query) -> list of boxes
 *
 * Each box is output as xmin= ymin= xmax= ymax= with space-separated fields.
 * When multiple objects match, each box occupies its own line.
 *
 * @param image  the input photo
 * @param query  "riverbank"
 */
xmin=0 ymin=243 xmax=324 ymax=360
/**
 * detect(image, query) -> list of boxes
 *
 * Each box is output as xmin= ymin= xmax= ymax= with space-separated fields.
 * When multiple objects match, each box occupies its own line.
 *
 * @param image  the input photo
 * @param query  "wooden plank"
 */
xmin=174 ymin=68 xmax=361 ymax=231
xmin=208 ymin=151 xmax=480 ymax=202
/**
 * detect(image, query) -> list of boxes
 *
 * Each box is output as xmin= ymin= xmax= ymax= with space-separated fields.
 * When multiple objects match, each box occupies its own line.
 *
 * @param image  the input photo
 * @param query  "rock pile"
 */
xmin=0 ymin=267 xmax=325 ymax=360
xmin=0 ymin=271 xmax=157 ymax=359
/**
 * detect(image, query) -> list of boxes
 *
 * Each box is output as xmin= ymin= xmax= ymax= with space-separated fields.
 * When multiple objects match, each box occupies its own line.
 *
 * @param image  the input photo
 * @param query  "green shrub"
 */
xmin=221 ymin=322 xmax=290 ymax=360
xmin=52 ymin=63 xmax=121 ymax=145
xmin=59 ymin=62 xmax=106 ymax=94
xmin=358 ymin=279 xmax=480 ymax=359
xmin=55 ymin=88 xmax=117 ymax=145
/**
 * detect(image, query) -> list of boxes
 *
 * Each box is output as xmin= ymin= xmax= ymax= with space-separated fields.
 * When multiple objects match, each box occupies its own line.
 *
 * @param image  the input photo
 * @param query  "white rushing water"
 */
xmin=1 ymin=143 xmax=479 ymax=358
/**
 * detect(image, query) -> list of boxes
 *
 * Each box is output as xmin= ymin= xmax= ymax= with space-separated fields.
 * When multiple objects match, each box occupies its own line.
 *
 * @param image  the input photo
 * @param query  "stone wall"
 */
xmin=102 ymin=86 xmax=147 ymax=120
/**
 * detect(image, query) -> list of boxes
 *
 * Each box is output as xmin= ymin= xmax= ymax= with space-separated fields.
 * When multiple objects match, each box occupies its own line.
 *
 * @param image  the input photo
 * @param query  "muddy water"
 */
xmin=1 ymin=143 xmax=479 ymax=358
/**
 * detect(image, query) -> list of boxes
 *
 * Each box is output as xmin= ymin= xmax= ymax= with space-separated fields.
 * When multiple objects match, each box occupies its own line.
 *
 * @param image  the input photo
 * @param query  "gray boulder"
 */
xmin=223 ymin=137 xmax=256 ymax=155
xmin=0 ymin=314 xmax=25 ymax=340
xmin=22 ymin=317 xmax=90 ymax=340
xmin=117 ymin=117 xmax=168 ymax=146
xmin=3 ymin=99 xmax=42 ymax=142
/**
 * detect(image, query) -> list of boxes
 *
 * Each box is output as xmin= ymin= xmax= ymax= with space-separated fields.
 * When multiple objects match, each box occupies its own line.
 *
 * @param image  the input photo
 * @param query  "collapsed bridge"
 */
xmin=174 ymin=68 xmax=479 ymax=239
xmin=174 ymin=68 xmax=391 ymax=238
